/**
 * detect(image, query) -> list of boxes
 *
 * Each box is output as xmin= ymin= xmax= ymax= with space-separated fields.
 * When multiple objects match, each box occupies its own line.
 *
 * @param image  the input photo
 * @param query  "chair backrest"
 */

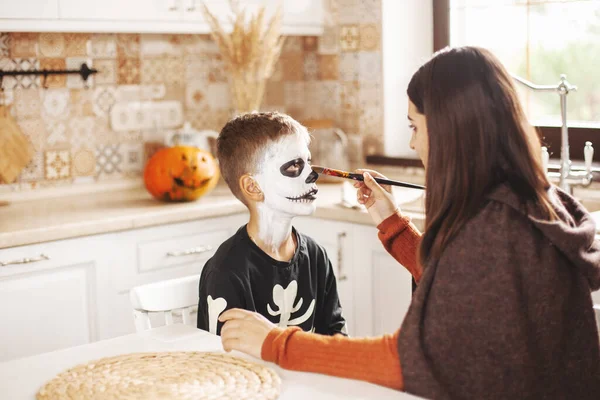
xmin=129 ymin=274 xmax=200 ymax=332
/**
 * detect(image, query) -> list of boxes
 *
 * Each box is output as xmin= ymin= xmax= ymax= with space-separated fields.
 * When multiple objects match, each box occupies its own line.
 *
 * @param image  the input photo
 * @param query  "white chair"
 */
xmin=129 ymin=274 xmax=200 ymax=332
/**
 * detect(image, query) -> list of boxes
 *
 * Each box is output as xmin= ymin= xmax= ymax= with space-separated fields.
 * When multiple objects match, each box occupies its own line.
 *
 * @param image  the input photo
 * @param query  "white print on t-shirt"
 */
xmin=207 ymin=295 xmax=227 ymax=335
xmin=267 ymin=280 xmax=315 ymax=328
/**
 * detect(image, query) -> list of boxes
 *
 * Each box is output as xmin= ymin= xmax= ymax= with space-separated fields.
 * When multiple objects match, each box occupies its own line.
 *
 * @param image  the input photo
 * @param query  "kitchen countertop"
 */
xmin=0 ymin=179 xmax=426 ymax=249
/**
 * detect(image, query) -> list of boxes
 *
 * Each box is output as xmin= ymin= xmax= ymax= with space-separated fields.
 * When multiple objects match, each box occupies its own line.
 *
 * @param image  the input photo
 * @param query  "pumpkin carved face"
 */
xmin=144 ymin=146 xmax=220 ymax=202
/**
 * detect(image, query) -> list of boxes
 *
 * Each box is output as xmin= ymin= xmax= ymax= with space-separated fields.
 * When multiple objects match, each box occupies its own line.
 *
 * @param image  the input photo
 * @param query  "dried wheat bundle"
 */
xmin=203 ymin=0 xmax=286 ymax=114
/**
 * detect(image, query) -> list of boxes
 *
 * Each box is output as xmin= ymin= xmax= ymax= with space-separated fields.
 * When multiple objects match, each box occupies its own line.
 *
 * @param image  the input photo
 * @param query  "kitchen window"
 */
xmin=433 ymin=0 xmax=600 ymax=160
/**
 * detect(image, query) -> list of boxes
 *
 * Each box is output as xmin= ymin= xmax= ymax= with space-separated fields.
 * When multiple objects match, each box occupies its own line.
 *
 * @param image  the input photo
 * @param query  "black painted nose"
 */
xmin=305 ymin=169 xmax=318 ymax=183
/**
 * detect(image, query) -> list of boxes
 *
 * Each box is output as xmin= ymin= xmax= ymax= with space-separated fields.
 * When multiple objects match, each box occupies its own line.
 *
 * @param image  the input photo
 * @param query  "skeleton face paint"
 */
xmin=254 ymin=130 xmax=318 ymax=217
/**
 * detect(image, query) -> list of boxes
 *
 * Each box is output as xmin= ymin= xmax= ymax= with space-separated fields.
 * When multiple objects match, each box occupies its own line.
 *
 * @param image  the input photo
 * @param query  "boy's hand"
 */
xmin=354 ymin=169 xmax=398 ymax=225
xmin=219 ymin=309 xmax=276 ymax=359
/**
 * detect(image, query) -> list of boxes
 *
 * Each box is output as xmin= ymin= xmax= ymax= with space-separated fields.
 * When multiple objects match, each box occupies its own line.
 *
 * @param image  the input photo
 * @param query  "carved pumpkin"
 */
xmin=144 ymin=146 xmax=220 ymax=202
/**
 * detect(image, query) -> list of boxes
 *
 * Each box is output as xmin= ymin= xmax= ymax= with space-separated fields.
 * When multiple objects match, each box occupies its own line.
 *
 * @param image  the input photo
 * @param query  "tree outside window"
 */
xmin=450 ymin=0 xmax=600 ymax=127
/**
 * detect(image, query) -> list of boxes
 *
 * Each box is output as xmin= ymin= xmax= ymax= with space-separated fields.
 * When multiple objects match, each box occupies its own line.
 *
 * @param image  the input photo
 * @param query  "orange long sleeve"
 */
xmin=262 ymin=327 xmax=404 ymax=390
xmin=377 ymin=211 xmax=423 ymax=282
xmin=260 ymin=212 xmax=423 ymax=391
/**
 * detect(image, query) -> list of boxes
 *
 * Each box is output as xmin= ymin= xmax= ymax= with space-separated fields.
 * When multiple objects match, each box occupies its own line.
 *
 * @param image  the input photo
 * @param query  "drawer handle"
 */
xmin=0 ymin=253 xmax=50 ymax=267
xmin=166 ymin=246 xmax=213 ymax=257
xmin=337 ymin=232 xmax=348 ymax=281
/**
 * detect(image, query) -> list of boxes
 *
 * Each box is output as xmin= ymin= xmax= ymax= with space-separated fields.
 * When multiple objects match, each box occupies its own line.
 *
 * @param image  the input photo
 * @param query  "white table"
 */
xmin=0 ymin=324 xmax=422 ymax=399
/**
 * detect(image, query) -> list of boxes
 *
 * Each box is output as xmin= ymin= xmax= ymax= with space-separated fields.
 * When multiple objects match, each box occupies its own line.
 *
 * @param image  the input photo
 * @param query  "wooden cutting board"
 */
xmin=0 ymin=106 xmax=34 ymax=183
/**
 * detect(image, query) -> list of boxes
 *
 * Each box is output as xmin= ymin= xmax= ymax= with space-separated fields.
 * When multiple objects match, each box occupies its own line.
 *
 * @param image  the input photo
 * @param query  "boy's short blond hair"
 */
xmin=217 ymin=112 xmax=307 ymax=205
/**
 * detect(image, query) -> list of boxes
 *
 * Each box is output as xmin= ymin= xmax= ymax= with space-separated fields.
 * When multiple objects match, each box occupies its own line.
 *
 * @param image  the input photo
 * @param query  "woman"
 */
xmin=218 ymin=47 xmax=600 ymax=399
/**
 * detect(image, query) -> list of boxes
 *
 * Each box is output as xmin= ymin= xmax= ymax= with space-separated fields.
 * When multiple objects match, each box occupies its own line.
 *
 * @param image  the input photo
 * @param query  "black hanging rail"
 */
xmin=0 ymin=63 xmax=98 ymax=89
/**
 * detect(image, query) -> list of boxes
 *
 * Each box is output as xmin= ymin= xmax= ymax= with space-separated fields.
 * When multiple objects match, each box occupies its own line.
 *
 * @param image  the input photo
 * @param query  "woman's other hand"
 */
xmin=355 ymin=169 xmax=398 ymax=225
xmin=219 ymin=308 xmax=276 ymax=359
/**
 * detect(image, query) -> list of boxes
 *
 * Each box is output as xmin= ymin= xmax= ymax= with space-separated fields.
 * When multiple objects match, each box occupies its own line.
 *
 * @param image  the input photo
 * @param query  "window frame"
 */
xmin=432 ymin=0 xmax=600 ymax=162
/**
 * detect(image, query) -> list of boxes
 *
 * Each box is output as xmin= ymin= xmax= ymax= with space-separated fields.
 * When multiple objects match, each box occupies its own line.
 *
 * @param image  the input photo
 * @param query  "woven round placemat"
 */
xmin=36 ymin=352 xmax=281 ymax=400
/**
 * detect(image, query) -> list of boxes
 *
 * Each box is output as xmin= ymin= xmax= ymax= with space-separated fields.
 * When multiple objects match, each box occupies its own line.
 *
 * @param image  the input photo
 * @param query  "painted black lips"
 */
xmin=287 ymin=188 xmax=318 ymax=201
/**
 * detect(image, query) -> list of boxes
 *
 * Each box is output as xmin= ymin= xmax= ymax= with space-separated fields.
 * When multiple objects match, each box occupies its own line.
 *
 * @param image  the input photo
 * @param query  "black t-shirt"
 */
xmin=197 ymin=225 xmax=346 ymax=336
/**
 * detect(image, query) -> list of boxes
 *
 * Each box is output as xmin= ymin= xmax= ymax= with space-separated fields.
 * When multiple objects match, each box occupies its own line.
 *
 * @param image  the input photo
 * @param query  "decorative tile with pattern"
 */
xmin=337 ymin=0 xmax=361 ymax=24
xmin=89 ymin=34 xmax=117 ymax=58
xmin=280 ymin=53 xmax=305 ymax=81
xmin=141 ymin=56 xmax=167 ymax=84
xmin=119 ymin=142 xmax=143 ymax=176
xmin=358 ymin=52 xmax=382 ymax=83
xmin=70 ymin=89 xmax=95 ymax=117
xmin=71 ymin=148 xmax=96 ymax=177
xmin=10 ymin=33 xmax=37 ymax=57
xmin=206 ymin=83 xmax=230 ymax=110
xmin=0 ymin=58 xmax=41 ymax=89
xmin=14 ymin=89 xmax=42 ymax=119
xmin=20 ymin=151 xmax=44 ymax=182
xmin=65 ymin=33 xmax=89 ymax=56
xmin=92 ymin=86 xmax=118 ymax=117
xmin=120 ymin=130 xmax=143 ymax=143
xmin=264 ymin=80 xmax=285 ymax=107
xmin=283 ymin=82 xmax=306 ymax=109
xmin=67 ymin=57 xmax=94 ymax=88
xmin=318 ymin=25 xmax=340 ymax=55
xmin=95 ymin=117 xmax=120 ymax=144
xmin=39 ymin=33 xmax=65 ymax=57
xmin=41 ymin=88 xmax=71 ymax=120
xmin=338 ymin=52 xmax=360 ymax=82
xmin=185 ymin=107 xmax=212 ymax=132
xmin=94 ymin=58 xmax=117 ymax=85
xmin=0 ymin=33 xmax=10 ymax=57
xmin=359 ymin=106 xmax=384 ymax=138
xmin=339 ymin=110 xmax=361 ymax=134
xmin=39 ymin=58 xmax=67 ymax=88
xmin=282 ymin=37 xmax=303 ymax=54
xmin=303 ymin=52 xmax=319 ymax=81
xmin=46 ymin=121 xmax=70 ymax=146
xmin=318 ymin=54 xmax=339 ymax=80
xmin=359 ymin=82 xmax=382 ymax=108
xmin=95 ymin=144 xmax=123 ymax=178
xmin=181 ymin=35 xmax=219 ymax=56
xmin=118 ymin=58 xmax=141 ymax=84
xmin=315 ymin=81 xmax=341 ymax=120
xmin=340 ymin=25 xmax=360 ymax=52
xmin=17 ymin=118 xmax=47 ymax=152
xmin=164 ymin=56 xmax=185 ymax=86
xmin=140 ymin=34 xmax=183 ymax=56
xmin=44 ymin=149 xmax=71 ymax=180
xmin=303 ymin=37 xmax=318 ymax=52
xmin=340 ymin=81 xmax=360 ymax=111
xmin=185 ymin=79 xmax=208 ymax=109
xmin=69 ymin=117 xmax=96 ymax=149
xmin=116 ymin=34 xmax=141 ymax=58
xmin=359 ymin=24 xmax=381 ymax=51
xmin=357 ymin=0 xmax=382 ymax=24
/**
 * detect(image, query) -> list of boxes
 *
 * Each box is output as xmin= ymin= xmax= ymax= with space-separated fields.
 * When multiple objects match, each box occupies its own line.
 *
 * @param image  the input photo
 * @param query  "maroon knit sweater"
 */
xmin=399 ymin=184 xmax=600 ymax=399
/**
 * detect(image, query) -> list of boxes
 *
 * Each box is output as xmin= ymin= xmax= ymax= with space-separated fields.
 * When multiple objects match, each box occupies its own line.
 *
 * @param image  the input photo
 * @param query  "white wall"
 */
xmin=381 ymin=0 xmax=433 ymax=157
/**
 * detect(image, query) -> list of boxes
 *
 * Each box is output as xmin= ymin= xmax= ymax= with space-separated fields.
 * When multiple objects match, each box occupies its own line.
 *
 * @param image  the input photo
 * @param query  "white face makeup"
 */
xmin=254 ymin=130 xmax=319 ymax=217
xmin=252 ymin=129 xmax=319 ymax=252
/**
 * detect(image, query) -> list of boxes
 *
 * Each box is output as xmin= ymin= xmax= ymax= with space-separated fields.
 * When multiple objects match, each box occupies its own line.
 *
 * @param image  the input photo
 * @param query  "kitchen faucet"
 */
xmin=512 ymin=74 xmax=594 ymax=194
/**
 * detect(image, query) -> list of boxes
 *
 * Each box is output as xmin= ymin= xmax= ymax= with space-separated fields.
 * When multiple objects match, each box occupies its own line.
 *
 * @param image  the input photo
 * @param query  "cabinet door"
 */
xmin=0 ymin=235 xmax=110 ymax=361
xmin=0 ymin=0 xmax=58 ymax=19
xmin=293 ymin=218 xmax=355 ymax=335
xmin=352 ymin=225 xmax=413 ymax=337
xmin=282 ymin=0 xmax=323 ymax=34
xmin=59 ymin=0 xmax=182 ymax=21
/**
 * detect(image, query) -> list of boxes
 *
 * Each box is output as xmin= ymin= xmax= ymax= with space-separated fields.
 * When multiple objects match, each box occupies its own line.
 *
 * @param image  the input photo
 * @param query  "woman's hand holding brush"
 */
xmin=354 ymin=169 xmax=399 ymax=226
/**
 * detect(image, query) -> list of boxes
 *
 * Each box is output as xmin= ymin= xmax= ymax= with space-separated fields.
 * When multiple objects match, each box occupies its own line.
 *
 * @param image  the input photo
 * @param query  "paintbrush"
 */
xmin=311 ymin=166 xmax=426 ymax=190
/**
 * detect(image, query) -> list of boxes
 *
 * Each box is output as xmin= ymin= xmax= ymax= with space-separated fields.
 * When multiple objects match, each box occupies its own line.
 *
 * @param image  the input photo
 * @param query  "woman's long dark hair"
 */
xmin=407 ymin=46 xmax=556 ymax=267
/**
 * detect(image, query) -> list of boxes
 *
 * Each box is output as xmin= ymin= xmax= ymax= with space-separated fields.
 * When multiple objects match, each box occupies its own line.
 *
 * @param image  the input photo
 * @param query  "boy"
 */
xmin=197 ymin=112 xmax=346 ymax=336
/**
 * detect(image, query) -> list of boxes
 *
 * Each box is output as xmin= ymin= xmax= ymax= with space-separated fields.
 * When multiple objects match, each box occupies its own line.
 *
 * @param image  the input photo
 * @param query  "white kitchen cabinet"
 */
xmin=295 ymin=218 xmax=414 ymax=338
xmin=0 ymin=0 xmax=58 ymax=19
xmin=0 ymin=234 xmax=113 ymax=362
xmin=294 ymin=218 xmax=356 ymax=335
xmin=0 ymin=0 xmax=323 ymax=35
xmin=353 ymin=225 xmax=413 ymax=337
xmin=0 ymin=213 xmax=247 ymax=362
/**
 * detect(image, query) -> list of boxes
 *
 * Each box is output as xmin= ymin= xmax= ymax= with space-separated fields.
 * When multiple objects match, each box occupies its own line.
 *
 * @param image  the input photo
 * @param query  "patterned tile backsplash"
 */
xmin=0 ymin=0 xmax=384 ymax=191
